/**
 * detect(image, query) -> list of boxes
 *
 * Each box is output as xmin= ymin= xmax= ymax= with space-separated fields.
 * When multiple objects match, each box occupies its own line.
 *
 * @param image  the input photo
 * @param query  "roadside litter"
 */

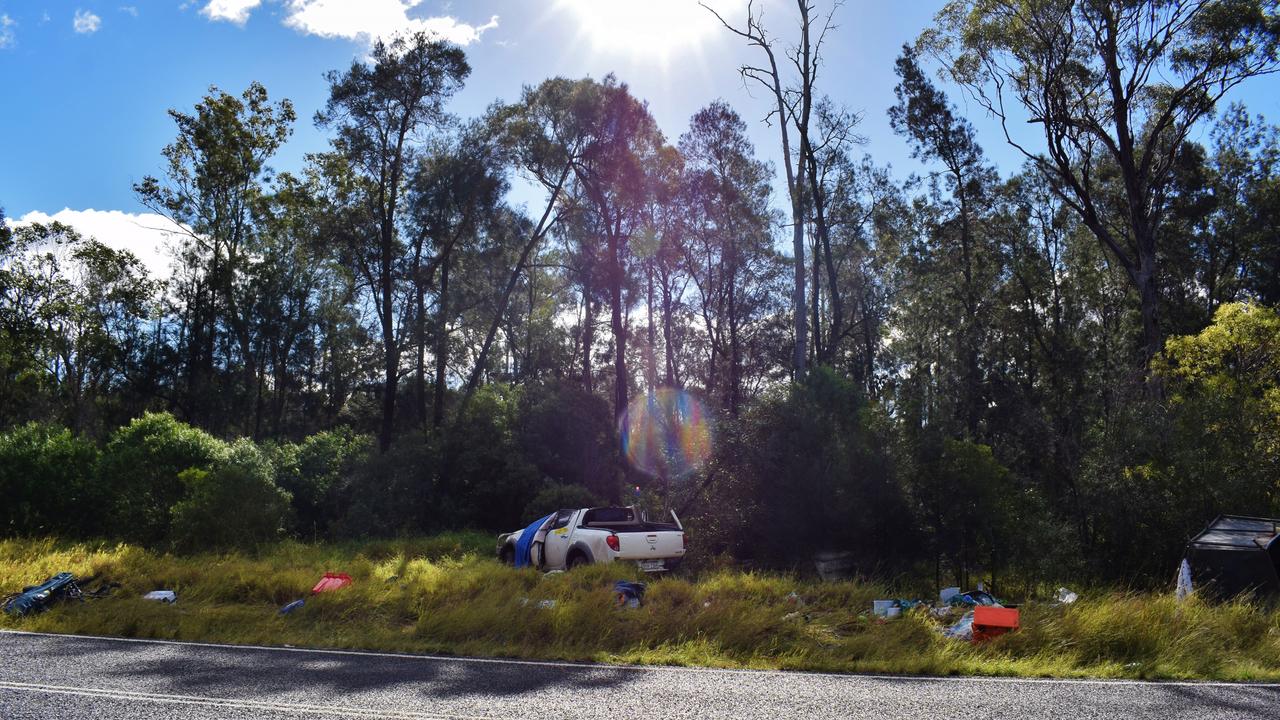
xmin=615 ymin=581 xmax=647 ymax=608
xmin=871 ymin=599 xmax=927 ymax=618
xmin=1183 ymin=515 xmax=1280 ymax=600
xmin=1176 ymin=558 xmax=1194 ymax=602
xmin=518 ymin=597 xmax=557 ymax=609
xmin=279 ymin=599 xmax=305 ymax=614
xmin=3 ymin=573 xmax=83 ymax=616
xmin=972 ymin=606 xmax=1020 ymax=642
xmin=1056 ymin=587 xmax=1079 ymax=605
xmin=311 ymin=572 xmax=352 ymax=594
xmin=142 ymin=590 xmax=177 ymax=603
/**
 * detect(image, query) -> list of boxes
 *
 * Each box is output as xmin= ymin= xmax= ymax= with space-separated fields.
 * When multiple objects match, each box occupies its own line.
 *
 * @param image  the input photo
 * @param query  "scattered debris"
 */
xmin=142 ymin=590 xmax=177 ymax=603
xmin=1184 ymin=515 xmax=1280 ymax=600
xmin=939 ymin=586 xmax=960 ymax=604
xmin=813 ymin=551 xmax=854 ymax=582
xmin=3 ymin=573 xmax=82 ymax=616
xmin=311 ymin=572 xmax=352 ymax=594
xmin=785 ymin=591 xmax=805 ymax=607
xmin=518 ymin=597 xmax=557 ymax=609
xmin=971 ymin=606 xmax=1019 ymax=643
xmin=1176 ymin=558 xmax=1194 ymax=602
xmin=1056 ymin=587 xmax=1079 ymax=605
xmin=615 ymin=580 xmax=647 ymax=608
xmin=944 ymin=611 xmax=975 ymax=641
xmin=83 ymin=581 xmax=119 ymax=599
xmin=279 ymin=599 xmax=305 ymax=614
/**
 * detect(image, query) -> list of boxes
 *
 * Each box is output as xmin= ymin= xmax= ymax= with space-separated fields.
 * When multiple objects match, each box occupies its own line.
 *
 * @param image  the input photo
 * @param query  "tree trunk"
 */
xmin=609 ymin=231 xmax=628 ymax=416
xmin=432 ymin=253 xmax=450 ymax=429
xmin=660 ymin=266 xmax=677 ymax=387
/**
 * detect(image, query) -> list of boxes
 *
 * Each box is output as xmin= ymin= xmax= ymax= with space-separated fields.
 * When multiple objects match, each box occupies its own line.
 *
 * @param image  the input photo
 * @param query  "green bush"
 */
xmin=441 ymin=384 xmax=542 ymax=531
xmin=331 ymin=435 xmax=437 ymax=539
xmin=517 ymin=379 xmax=620 ymax=502
xmin=97 ymin=412 xmax=228 ymax=544
xmin=0 ymin=423 xmax=102 ymax=537
xmin=523 ymin=482 xmax=601 ymax=520
xmin=170 ymin=439 xmax=292 ymax=551
xmin=701 ymin=368 xmax=915 ymax=568
xmin=268 ymin=428 xmax=372 ymax=539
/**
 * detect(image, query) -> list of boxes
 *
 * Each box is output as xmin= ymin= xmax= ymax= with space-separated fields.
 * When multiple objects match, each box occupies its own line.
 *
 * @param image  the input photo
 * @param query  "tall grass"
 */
xmin=2 ymin=536 xmax=1278 ymax=681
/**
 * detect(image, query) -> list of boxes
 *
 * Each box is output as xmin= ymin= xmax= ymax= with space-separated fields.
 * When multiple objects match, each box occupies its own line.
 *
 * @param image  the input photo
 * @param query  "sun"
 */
xmin=555 ymin=0 xmax=745 ymax=63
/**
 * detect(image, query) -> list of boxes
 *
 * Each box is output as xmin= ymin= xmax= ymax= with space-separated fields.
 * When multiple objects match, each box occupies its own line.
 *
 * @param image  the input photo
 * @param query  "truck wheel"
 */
xmin=499 ymin=546 xmax=514 ymax=565
xmin=567 ymin=552 xmax=587 ymax=570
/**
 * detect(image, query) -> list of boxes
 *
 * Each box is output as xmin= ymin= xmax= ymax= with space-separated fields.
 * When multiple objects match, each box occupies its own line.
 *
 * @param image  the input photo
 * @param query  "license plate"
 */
xmin=638 ymin=559 xmax=666 ymax=572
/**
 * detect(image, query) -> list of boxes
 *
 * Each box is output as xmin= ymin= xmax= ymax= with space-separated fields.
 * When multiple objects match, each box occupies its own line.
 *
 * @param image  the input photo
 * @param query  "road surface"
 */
xmin=2 ymin=630 xmax=1278 ymax=719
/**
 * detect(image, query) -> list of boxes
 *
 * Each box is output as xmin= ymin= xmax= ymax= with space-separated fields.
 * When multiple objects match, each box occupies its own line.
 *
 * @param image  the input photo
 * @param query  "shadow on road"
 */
xmin=23 ymin=632 xmax=640 ymax=702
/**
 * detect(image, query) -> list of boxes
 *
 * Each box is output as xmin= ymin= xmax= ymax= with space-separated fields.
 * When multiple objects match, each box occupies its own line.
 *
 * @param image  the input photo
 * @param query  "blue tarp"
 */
xmin=515 ymin=513 xmax=554 ymax=568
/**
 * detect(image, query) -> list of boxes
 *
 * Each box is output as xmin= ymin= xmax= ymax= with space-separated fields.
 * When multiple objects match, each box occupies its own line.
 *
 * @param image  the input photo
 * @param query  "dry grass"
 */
xmin=3 ymin=536 xmax=1279 ymax=681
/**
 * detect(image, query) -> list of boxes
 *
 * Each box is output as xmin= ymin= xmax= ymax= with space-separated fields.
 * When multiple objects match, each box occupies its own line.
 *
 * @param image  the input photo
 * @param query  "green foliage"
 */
xmin=0 ymin=423 xmax=102 ymax=537
xmin=517 ymin=379 xmax=619 ymax=502
xmin=704 ymin=368 xmax=915 ymax=567
xmin=267 ymin=428 xmax=373 ymax=538
xmin=170 ymin=439 xmax=292 ymax=551
xmin=1155 ymin=302 xmax=1280 ymax=526
xmin=441 ymin=384 xmax=542 ymax=531
xmin=524 ymin=482 xmax=601 ymax=520
xmin=97 ymin=412 xmax=228 ymax=544
xmin=331 ymin=436 xmax=437 ymax=539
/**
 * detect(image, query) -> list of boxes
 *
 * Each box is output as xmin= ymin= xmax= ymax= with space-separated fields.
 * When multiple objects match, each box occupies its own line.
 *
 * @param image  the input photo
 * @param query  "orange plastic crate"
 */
xmin=971 ymin=606 xmax=1019 ymax=643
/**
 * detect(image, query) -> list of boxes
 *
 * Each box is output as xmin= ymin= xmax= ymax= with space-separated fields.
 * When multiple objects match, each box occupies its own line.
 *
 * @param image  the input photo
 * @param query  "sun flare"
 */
xmin=556 ymin=0 xmax=744 ymax=62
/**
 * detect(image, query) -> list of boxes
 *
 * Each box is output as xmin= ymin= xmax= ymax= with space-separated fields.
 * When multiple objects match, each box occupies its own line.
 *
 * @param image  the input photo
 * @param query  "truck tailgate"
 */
xmin=615 ymin=530 xmax=684 ymax=560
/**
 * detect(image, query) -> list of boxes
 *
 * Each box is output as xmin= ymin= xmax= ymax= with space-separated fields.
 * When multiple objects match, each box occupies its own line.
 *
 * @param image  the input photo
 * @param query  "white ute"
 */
xmin=497 ymin=506 xmax=686 ymax=572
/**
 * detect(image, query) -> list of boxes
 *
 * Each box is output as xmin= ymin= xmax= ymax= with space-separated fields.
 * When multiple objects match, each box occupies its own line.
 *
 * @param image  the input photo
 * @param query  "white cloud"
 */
xmin=199 ymin=0 xmax=496 ymax=45
xmin=284 ymin=0 xmax=497 ymax=45
xmin=8 ymin=209 xmax=188 ymax=280
xmin=0 ymin=14 xmax=15 ymax=49
xmin=73 ymin=9 xmax=101 ymax=34
xmin=201 ymin=0 xmax=262 ymax=25
xmin=119 ymin=6 xmax=139 ymax=17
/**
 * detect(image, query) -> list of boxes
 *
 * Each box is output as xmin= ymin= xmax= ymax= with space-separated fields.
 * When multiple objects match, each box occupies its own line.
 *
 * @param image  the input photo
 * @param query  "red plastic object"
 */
xmin=311 ymin=572 xmax=352 ymax=594
xmin=972 ymin=606 xmax=1020 ymax=643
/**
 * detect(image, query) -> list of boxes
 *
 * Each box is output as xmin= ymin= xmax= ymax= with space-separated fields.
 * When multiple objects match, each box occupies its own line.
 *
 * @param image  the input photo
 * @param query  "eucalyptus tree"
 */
xmin=316 ymin=32 xmax=469 ymax=450
xmin=924 ymin=0 xmax=1280 ymax=363
xmin=0 ymin=223 xmax=155 ymax=434
xmin=891 ymin=46 xmax=1002 ymax=435
xmin=135 ymin=82 xmax=295 ymax=430
xmin=457 ymin=77 xmax=599 ymax=416
xmin=706 ymin=1 xmax=844 ymax=377
xmin=677 ymin=101 xmax=776 ymax=415
xmin=407 ymin=126 xmax=507 ymax=429
xmin=568 ymin=76 xmax=664 ymax=417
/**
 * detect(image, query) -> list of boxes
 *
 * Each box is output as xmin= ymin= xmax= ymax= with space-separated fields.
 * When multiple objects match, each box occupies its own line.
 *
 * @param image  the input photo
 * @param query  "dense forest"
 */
xmin=3 ymin=0 xmax=1279 ymax=589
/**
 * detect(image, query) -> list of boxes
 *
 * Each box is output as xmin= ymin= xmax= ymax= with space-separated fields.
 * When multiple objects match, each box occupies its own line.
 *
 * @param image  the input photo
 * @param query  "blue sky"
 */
xmin=2 ymin=1 xmax=1279 ymax=274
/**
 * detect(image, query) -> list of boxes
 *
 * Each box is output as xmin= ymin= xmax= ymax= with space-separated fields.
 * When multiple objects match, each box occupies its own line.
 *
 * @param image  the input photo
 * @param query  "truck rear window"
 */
xmin=582 ymin=507 xmax=635 ymax=524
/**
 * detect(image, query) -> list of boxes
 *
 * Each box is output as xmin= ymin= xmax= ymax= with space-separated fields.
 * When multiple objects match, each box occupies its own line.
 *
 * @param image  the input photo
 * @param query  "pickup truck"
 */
xmin=497 ymin=506 xmax=685 ymax=572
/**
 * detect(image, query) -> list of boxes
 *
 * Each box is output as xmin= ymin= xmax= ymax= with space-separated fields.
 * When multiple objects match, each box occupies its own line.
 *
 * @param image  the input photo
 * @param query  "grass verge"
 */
xmin=2 ymin=536 xmax=1279 ymax=681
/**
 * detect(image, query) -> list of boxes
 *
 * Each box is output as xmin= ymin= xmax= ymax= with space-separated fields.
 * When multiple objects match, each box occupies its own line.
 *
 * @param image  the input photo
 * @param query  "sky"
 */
xmin=2 ymin=0 xmax=1279 ymax=278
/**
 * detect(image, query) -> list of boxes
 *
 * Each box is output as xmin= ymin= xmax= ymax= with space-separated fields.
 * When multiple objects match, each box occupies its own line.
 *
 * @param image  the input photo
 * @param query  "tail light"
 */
xmin=682 ymin=533 xmax=687 ymax=549
xmin=606 ymin=534 xmax=620 ymax=552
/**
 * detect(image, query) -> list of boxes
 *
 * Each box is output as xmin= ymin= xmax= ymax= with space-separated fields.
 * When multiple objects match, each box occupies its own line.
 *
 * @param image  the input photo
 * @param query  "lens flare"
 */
xmin=619 ymin=388 xmax=713 ymax=479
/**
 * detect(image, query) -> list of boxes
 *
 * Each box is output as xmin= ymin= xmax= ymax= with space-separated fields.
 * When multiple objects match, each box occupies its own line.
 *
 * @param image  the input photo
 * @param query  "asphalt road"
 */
xmin=2 ymin=630 xmax=1279 ymax=719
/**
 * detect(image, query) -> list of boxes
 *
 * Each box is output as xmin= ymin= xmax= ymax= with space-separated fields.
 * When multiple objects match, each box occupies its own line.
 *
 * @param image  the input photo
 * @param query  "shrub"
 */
xmin=523 ymin=482 xmax=601 ymax=520
xmin=170 ymin=439 xmax=292 ymax=551
xmin=331 ymin=436 xmax=437 ymax=539
xmin=517 ymin=379 xmax=620 ymax=502
xmin=441 ymin=385 xmax=542 ymax=531
xmin=0 ymin=423 xmax=102 ymax=537
xmin=268 ymin=428 xmax=372 ymax=539
xmin=97 ymin=412 xmax=228 ymax=544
